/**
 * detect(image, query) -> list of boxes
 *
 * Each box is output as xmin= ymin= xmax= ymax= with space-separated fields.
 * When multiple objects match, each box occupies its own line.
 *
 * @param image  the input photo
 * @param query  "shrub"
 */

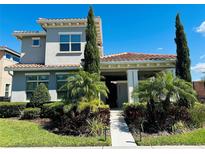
xmin=51 ymin=101 xmax=110 ymax=136
xmin=20 ymin=107 xmax=41 ymax=119
xmin=87 ymin=119 xmax=105 ymax=136
xmin=123 ymin=102 xmax=146 ymax=131
xmin=77 ymin=99 xmax=105 ymax=112
xmin=41 ymin=102 xmax=64 ymax=119
xmin=30 ymin=83 xmax=51 ymax=107
xmin=172 ymin=121 xmax=188 ymax=133
xmin=0 ymin=102 xmax=27 ymax=118
xmin=189 ymin=102 xmax=205 ymax=128
xmin=175 ymin=106 xmax=191 ymax=122
xmin=96 ymin=105 xmax=110 ymax=126
xmin=59 ymin=105 xmax=92 ymax=135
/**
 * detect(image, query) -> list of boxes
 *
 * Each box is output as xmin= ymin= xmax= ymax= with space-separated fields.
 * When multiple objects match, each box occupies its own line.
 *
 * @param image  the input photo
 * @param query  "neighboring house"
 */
xmin=0 ymin=46 xmax=20 ymax=100
xmin=5 ymin=17 xmax=176 ymax=108
xmin=193 ymin=81 xmax=205 ymax=103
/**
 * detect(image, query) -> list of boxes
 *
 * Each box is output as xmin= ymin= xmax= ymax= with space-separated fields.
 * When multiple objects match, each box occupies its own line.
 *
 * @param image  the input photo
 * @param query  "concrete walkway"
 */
xmin=110 ymin=110 xmax=137 ymax=147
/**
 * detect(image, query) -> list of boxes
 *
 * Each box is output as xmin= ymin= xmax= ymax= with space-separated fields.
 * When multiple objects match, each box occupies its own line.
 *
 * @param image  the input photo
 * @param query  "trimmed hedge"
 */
xmin=0 ymin=102 xmax=27 ymax=118
xmin=41 ymin=102 xmax=64 ymax=119
xmin=20 ymin=107 xmax=41 ymax=119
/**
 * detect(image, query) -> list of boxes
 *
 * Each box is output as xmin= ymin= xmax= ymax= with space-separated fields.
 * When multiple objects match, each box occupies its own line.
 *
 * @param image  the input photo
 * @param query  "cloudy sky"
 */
xmin=0 ymin=4 xmax=205 ymax=80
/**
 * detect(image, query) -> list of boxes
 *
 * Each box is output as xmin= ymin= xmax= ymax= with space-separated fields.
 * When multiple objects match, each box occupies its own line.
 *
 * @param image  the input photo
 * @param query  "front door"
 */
xmin=106 ymin=81 xmax=117 ymax=108
xmin=117 ymin=82 xmax=128 ymax=108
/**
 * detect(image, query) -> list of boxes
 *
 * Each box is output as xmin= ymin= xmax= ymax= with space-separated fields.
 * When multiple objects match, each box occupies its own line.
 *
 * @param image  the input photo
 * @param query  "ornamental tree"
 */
xmin=30 ymin=83 xmax=51 ymax=107
xmin=175 ymin=13 xmax=192 ymax=82
xmin=83 ymin=6 xmax=100 ymax=74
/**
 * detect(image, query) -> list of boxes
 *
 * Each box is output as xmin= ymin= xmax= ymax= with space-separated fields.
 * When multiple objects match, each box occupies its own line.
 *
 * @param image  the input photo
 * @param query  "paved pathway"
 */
xmin=110 ymin=110 xmax=137 ymax=147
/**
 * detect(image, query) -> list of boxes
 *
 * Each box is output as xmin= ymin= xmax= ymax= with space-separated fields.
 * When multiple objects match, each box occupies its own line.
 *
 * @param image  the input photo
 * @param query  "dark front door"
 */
xmin=106 ymin=81 xmax=117 ymax=108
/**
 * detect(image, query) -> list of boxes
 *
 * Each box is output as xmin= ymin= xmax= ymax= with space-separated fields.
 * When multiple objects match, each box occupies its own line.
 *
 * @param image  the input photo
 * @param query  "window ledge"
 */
xmin=32 ymin=45 xmax=40 ymax=48
xmin=59 ymin=51 xmax=82 ymax=54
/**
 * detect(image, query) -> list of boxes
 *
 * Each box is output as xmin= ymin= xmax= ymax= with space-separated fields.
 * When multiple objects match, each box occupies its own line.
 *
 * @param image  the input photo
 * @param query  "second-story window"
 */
xmin=60 ymin=34 xmax=81 ymax=52
xmin=13 ymin=56 xmax=20 ymax=62
xmin=32 ymin=38 xmax=40 ymax=47
xmin=5 ymin=53 xmax=11 ymax=59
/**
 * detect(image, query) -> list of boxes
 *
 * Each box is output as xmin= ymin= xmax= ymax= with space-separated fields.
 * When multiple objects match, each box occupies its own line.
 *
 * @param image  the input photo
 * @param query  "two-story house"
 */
xmin=5 ymin=17 xmax=176 ymax=108
xmin=0 ymin=46 xmax=20 ymax=100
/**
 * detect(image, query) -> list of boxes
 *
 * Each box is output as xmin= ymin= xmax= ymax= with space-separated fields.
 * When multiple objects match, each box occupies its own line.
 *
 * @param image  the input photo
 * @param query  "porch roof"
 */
xmin=5 ymin=52 xmax=176 ymax=71
xmin=4 ymin=63 xmax=81 ymax=71
xmin=101 ymin=52 xmax=176 ymax=63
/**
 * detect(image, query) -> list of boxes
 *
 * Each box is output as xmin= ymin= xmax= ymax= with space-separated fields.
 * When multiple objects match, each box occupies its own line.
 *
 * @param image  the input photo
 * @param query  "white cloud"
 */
xmin=196 ymin=21 xmax=205 ymax=35
xmin=191 ymin=63 xmax=205 ymax=73
xmin=157 ymin=47 xmax=163 ymax=50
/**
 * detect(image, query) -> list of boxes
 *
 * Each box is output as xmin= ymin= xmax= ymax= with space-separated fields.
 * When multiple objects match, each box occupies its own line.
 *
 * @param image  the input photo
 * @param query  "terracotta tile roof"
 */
xmin=5 ymin=63 xmax=80 ymax=70
xmin=193 ymin=81 xmax=205 ymax=99
xmin=100 ymin=52 xmax=176 ymax=62
xmin=37 ymin=17 xmax=101 ymax=22
xmin=13 ymin=31 xmax=46 ymax=39
xmin=5 ymin=52 xmax=176 ymax=70
xmin=13 ymin=31 xmax=46 ymax=34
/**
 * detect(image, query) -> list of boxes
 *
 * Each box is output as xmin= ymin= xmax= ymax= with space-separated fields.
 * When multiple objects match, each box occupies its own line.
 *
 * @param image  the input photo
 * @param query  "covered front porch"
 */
xmin=101 ymin=69 xmax=172 ymax=108
xmin=100 ymin=52 xmax=176 ymax=108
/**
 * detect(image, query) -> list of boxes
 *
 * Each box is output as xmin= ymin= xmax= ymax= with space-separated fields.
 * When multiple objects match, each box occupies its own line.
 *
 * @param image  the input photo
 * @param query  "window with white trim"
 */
xmin=32 ymin=38 xmax=40 ymax=47
xmin=59 ymin=34 xmax=81 ymax=52
xmin=56 ymin=73 xmax=75 ymax=99
xmin=26 ymin=75 xmax=49 ymax=100
xmin=56 ymin=74 xmax=69 ymax=99
xmin=5 ymin=84 xmax=10 ymax=98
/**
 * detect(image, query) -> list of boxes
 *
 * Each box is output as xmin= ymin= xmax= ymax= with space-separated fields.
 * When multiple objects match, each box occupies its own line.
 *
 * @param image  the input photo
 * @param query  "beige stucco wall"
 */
xmin=0 ymin=54 xmax=17 ymax=97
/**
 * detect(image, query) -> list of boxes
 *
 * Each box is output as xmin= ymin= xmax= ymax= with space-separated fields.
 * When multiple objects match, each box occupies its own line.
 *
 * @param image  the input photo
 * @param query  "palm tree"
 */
xmin=62 ymin=71 xmax=109 ymax=103
xmin=132 ymin=71 xmax=197 ymax=131
xmin=133 ymin=71 xmax=197 ymax=108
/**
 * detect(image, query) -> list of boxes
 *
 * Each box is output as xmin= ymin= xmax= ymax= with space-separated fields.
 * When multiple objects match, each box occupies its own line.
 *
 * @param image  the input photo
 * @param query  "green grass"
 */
xmin=138 ymin=128 xmax=205 ymax=146
xmin=0 ymin=118 xmax=111 ymax=147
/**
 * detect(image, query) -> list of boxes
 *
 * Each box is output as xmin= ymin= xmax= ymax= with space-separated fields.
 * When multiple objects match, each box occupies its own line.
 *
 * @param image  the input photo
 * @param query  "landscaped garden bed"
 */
xmin=0 ymin=118 xmax=111 ymax=147
xmin=123 ymin=72 xmax=205 ymax=146
xmin=0 ymin=70 xmax=111 ymax=147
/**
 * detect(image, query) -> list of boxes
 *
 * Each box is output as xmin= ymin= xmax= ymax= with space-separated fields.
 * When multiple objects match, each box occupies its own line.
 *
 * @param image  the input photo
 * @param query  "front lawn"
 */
xmin=138 ymin=128 xmax=205 ymax=146
xmin=0 ymin=118 xmax=111 ymax=147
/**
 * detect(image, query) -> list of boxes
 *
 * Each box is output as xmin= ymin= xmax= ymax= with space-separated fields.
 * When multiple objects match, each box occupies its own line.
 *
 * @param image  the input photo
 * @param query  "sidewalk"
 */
xmin=110 ymin=110 xmax=137 ymax=147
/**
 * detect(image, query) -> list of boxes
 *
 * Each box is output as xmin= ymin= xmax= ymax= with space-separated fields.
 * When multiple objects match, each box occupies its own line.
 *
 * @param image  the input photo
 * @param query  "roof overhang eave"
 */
xmin=13 ymin=32 xmax=46 ymax=40
xmin=0 ymin=47 xmax=20 ymax=57
xmin=100 ymin=59 xmax=176 ymax=65
xmin=5 ymin=66 xmax=81 ymax=72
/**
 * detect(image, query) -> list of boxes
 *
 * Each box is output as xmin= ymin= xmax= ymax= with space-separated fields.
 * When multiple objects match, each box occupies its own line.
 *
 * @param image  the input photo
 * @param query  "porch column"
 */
xmin=127 ymin=69 xmax=139 ymax=103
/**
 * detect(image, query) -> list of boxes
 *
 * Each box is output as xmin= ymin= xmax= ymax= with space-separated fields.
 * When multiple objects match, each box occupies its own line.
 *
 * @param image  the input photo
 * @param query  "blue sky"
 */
xmin=0 ymin=4 xmax=205 ymax=80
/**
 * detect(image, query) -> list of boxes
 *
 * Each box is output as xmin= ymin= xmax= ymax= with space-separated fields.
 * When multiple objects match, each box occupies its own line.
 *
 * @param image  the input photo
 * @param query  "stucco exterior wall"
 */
xmin=21 ymin=36 xmax=46 ymax=64
xmin=45 ymin=27 xmax=86 ymax=65
xmin=0 ymin=57 xmax=17 ymax=97
xmin=11 ymin=71 xmax=66 ymax=102
xmin=11 ymin=71 xmax=27 ymax=102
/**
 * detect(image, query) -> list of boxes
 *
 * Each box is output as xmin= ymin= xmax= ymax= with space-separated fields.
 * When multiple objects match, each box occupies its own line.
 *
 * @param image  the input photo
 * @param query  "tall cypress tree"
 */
xmin=83 ymin=6 xmax=100 ymax=74
xmin=175 ymin=13 xmax=192 ymax=82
